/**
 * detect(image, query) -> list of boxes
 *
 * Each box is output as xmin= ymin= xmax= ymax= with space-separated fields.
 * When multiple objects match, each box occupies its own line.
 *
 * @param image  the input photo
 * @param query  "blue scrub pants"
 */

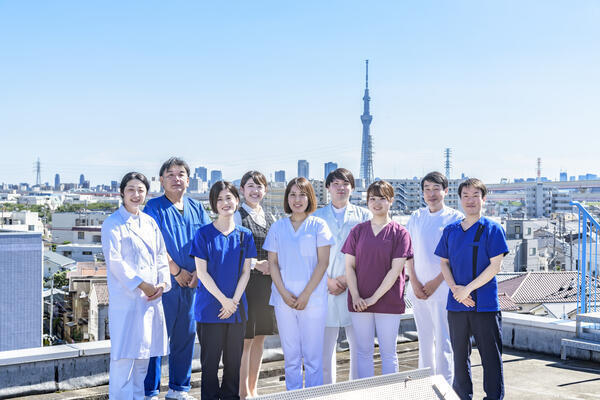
xmin=144 ymin=284 xmax=196 ymax=396
xmin=447 ymin=311 xmax=504 ymax=400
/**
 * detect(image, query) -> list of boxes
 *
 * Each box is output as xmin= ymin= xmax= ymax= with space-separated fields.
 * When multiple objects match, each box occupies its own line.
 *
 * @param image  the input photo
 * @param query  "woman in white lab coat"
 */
xmin=101 ymin=172 xmax=171 ymax=400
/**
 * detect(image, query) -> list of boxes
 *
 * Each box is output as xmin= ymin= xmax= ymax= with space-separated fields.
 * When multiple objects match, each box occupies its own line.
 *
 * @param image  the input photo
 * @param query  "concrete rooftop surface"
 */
xmin=12 ymin=341 xmax=600 ymax=400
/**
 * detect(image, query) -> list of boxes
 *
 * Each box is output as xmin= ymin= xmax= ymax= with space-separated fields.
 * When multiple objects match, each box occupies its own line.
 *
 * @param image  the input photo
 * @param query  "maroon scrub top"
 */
xmin=342 ymin=220 xmax=413 ymax=314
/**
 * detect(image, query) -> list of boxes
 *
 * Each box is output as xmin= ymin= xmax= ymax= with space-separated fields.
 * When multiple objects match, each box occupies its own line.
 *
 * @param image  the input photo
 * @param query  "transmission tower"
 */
xmin=444 ymin=148 xmax=452 ymax=178
xmin=536 ymin=157 xmax=541 ymax=182
xmin=35 ymin=158 xmax=41 ymax=186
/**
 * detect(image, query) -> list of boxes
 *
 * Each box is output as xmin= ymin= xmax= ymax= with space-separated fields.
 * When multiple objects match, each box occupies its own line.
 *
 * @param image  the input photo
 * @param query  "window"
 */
xmin=92 ymin=235 xmax=101 ymax=243
xmin=82 ymin=251 xmax=93 ymax=256
xmin=527 ymin=228 xmax=532 ymax=235
xmin=529 ymin=248 xmax=536 ymax=256
xmin=515 ymin=225 xmax=521 ymax=234
xmin=63 ymin=251 xmax=72 ymax=257
xmin=28 ymin=225 xmax=35 ymax=231
xmin=78 ymin=232 xmax=85 ymax=240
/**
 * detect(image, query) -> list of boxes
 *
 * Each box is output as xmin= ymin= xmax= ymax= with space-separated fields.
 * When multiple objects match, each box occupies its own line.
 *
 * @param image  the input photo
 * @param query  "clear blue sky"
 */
xmin=1 ymin=1 xmax=599 ymax=185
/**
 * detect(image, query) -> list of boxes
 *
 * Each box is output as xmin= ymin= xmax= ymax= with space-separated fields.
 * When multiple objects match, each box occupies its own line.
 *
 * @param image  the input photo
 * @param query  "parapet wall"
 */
xmin=0 ymin=313 xmax=588 ymax=398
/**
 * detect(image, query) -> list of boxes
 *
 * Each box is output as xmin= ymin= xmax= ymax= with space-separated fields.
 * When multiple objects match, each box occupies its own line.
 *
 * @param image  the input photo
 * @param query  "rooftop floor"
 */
xmin=14 ymin=341 xmax=600 ymax=400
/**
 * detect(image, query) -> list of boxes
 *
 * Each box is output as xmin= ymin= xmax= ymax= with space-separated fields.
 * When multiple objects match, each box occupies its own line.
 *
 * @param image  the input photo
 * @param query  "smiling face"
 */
xmin=367 ymin=193 xmax=393 ymax=217
xmin=287 ymin=184 xmax=309 ymax=214
xmin=328 ymin=178 xmax=352 ymax=206
xmin=122 ymin=179 xmax=147 ymax=213
xmin=460 ymin=185 xmax=485 ymax=217
xmin=240 ymin=178 xmax=266 ymax=208
xmin=216 ymin=189 xmax=239 ymax=217
xmin=160 ymin=165 xmax=189 ymax=198
xmin=422 ymin=180 xmax=448 ymax=211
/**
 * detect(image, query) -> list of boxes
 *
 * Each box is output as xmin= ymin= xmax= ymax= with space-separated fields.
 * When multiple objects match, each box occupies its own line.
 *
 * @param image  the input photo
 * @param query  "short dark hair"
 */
xmin=458 ymin=178 xmax=487 ymax=198
xmin=159 ymin=157 xmax=190 ymax=177
xmin=119 ymin=172 xmax=149 ymax=198
xmin=209 ymin=181 xmax=240 ymax=213
xmin=283 ymin=177 xmax=317 ymax=214
xmin=367 ymin=180 xmax=394 ymax=202
xmin=325 ymin=168 xmax=355 ymax=189
xmin=240 ymin=170 xmax=268 ymax=189
xmin=421 ymin=171 xmax=448 ymax=190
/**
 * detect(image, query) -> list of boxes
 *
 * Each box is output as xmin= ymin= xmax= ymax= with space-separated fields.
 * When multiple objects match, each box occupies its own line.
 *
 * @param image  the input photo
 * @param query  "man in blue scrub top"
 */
xmin=144 ymin=157 xmax=211 ymax=400
xmin=435 ymin=178 xmax=509 ymax=400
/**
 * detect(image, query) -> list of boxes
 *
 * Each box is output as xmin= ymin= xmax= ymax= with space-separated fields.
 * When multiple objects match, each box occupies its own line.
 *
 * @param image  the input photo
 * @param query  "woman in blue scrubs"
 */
xmin=191 ymin=181 xmax=257 ymax=400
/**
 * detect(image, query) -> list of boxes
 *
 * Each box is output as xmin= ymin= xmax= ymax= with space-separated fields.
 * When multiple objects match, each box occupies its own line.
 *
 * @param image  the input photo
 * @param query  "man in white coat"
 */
xmin=101 ymin=172 xmax=171 ymax=400
xmin=313 ymin=168 xmax=371 ymax=384
xmin=405 ymin=171 xmax=463 ymax=385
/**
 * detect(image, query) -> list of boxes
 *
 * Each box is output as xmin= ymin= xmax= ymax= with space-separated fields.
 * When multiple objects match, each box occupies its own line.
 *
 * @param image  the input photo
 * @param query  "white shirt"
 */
xmin=263 ymin=215 xmax=334 ymax=308
xmin=234 ymin=202 xmax=267 ymax=228
xmin=406 ymin=205 xmax=464 ymax=302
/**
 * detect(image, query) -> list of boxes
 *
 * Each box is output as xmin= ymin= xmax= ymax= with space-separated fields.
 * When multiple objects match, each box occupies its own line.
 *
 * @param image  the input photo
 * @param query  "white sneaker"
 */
xmin=144 ymin=397 xmax=158 ymax=400
xmin=165 ymin=389 xmax=197 ymax=400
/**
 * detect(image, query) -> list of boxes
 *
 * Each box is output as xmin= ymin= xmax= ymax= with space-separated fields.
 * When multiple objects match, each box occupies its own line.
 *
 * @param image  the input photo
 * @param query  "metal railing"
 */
xmin=572 ymin=201 xmax=599 ymax=313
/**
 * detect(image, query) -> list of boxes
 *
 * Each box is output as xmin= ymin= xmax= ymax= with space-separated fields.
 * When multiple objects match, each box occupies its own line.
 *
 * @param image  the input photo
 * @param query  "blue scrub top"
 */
xmin=435 ymin=217 xmax=509 ymax=312
xmin=143 ymin=195 xmax=212 ymax=273
xmin=190 ymin=224 xmax=257 ymax=323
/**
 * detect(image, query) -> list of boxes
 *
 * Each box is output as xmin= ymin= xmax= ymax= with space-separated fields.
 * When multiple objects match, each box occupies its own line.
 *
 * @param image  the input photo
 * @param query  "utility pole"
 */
xmin=49 ymin=276 xmax=54 ymax=341
xmin=570 ymin=230 xmax=573 ymax=271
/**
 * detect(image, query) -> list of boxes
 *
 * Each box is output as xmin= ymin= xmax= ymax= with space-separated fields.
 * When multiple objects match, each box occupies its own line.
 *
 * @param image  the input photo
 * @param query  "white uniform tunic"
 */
xmin=312 ymin=203 xmax=371 ymax=327
xmin=101 ymin=206 xmax=171 ymax=361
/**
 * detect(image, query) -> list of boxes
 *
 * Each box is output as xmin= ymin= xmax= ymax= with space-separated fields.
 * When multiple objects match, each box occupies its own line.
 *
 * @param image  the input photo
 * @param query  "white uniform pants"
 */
xmin=109 ymin=358 xmax=149 ymax=399
xmin=412 ymin=297 xmax=454 ymax=385
xmin=323 ymin=326 xmax=357 ymax=384
xmin=274 ymin=304 xmax=327 ymax=390
xmin=350 ymin=312 xmax=401 ymax=379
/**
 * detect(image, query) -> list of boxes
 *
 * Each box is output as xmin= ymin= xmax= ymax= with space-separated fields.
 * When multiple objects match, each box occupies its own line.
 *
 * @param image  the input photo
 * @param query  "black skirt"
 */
xmin=245 ymin=271 xmax=277 ymax=338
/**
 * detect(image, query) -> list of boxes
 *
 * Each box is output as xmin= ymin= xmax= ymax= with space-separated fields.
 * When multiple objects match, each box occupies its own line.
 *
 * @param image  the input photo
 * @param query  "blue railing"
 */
xmin=572 ymin=201 xmax=599 ymax=314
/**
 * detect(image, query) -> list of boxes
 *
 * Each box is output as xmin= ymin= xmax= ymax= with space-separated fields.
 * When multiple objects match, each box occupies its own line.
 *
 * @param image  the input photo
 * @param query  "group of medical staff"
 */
xmin=102 ymin=158 xmax=508 ymax=400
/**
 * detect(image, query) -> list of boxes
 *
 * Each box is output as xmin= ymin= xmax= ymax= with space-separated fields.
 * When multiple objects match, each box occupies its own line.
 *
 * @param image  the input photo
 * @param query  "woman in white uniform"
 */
xmin=101 ymin=172 xmax=171 ymax=400
xmin=263 ymin=177 xmax=334 ymax=390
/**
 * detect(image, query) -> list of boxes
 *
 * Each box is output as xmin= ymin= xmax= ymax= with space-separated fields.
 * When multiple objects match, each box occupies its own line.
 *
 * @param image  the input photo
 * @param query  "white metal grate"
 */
xmin=252 ymin=369 xmax=459 ymax=400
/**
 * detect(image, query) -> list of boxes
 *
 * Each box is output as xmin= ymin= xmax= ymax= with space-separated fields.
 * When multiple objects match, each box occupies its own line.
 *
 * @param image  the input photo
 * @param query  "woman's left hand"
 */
xmin=255 ymin=260 xmax=270 ymax=275
xmin=294 ymin=291 xmax=310 ymax=310
xmin=364 ymin=296 xmax=377 ymax=308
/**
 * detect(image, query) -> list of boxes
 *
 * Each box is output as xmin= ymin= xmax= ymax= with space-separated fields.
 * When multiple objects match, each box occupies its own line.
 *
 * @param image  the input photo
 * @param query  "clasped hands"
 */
xmin=219 ymin=297 xmax=240 ymax=319
xmin=352 ymin=296 xmax=377 ymax=312
xmin=327 ymin=275 xmax=347 ymax=295
xmin=139 ymin=282 xmax=166 ymax=301
xmin=451 ymin=285 xmax=475 ymax=307
xmin=174 ymin=268 xmax=199 ymax=288
xmin=281 ymin=290 xmax=311 ymax=310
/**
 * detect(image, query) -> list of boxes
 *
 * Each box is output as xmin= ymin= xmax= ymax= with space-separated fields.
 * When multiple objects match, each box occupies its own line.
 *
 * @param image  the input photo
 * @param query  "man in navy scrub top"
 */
xmin=435 ymin=178 xmax=509 ymax=400
xmin=144 ymin=157 xmax=212 ymax=400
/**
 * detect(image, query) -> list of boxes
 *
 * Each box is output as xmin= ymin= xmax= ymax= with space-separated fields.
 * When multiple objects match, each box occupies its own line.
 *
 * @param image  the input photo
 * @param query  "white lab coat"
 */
xmin=101 ymin=206 xmax=171 ymax=360
xmin=313 ymin=203 xmax=371 ymax=327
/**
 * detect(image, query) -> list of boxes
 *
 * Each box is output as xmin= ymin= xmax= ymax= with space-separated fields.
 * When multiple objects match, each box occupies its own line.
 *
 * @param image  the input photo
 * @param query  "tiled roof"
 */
xmin=501 ymin=271 xmax=600 ymax=304
xmin=497 ymin=274 xmax=527 ymax=297
xmin=498 ymin=293 xmax=519 ymax=311
xmin=91 ymin=282 xmax=109 ymax=305
xmin=497 ymin=272 xmax=526 ymax=283
xmin=44 ymin=251 xmax=76 ymax=267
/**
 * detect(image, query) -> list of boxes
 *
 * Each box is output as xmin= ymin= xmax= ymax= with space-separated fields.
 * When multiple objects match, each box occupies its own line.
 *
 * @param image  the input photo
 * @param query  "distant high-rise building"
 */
xmin=275 ymin=170 xmax=286 ymax=183
xmin=324 ymin=162 xmax=338 ymax=181
xmin=54 ymin=174 xmax=60 ymax=190
xmin=195 ymin=167 xmax=207 ymax=182
xmin=110 ymin=180 xmax=118 ymax=192
xmin=79 ymin=174 xmax=85 ymax=186
xmin=210 ymin=170 xmax=222 ymax=185
xmin=360 ymin=60 xmax=374 ymax=186
xmin=298 ymin=160 xmax=309 ymax=179
xmin=559 ymin=172 xmax=567 ymax=182
xmin=0 ymin=231 xmax=42 ymax=351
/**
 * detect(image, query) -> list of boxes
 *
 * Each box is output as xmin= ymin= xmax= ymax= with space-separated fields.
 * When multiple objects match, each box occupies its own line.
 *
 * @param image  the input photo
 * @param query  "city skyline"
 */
xmin=1 ymin=1 xmax=599 ymax=185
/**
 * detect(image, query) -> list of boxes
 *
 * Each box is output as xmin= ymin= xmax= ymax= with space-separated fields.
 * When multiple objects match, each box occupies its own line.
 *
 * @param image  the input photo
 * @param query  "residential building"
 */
xmin=0 ymin=210 xmax=44 ymax=233
xmin=56 ymin=243 xmax=103 ymax=262
xmin=0 ymin=231 xmax=42 ymax=351
xmin=503 ymin=219 xmax=540 ymax=272
xmin=43 ymin=251 xmax=76 ymax=279
xmin=310 ymin=179 xmax=329 ymax=205
xmin=88 ymin=282 xmax=109 ymax=341
xmin=51 ymin=211 xmax=110 ymax=244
